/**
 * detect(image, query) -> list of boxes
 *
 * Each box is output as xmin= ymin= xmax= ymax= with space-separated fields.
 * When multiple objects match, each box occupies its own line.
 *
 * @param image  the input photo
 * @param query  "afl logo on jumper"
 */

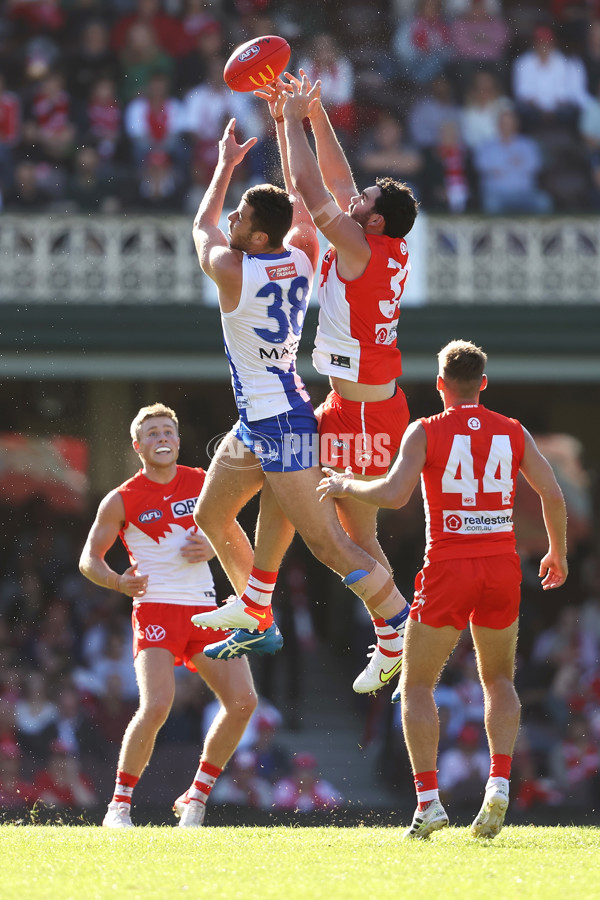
xmin=171 ymin=496 xmax=199 ymax=518
xmin=139 ymin=509 xmax=162 ymax=523
xmin=468 ymin=417 xmax=481 ymax=430
xmin=145 ymin=624 xmax=166 ymax=641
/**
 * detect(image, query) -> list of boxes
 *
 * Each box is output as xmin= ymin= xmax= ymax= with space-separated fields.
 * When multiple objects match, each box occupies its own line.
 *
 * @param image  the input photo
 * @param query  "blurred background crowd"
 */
xmin=1 ymin=0 xmax=600 ymax=822
xmin=1 ymin=0 xmax=600 ymax=215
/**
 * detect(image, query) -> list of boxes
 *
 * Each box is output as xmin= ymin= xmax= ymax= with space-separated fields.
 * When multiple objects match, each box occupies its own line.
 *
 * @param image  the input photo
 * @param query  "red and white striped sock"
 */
xmin=187 ymin=760 xmax=222 ymax=806
xmin=414 ymin=770 xmax=439 ymax=810
xmin=111 ymin=770 xmax=139 ymax=807
xmin=373 ymin=617 xmax=403 ymax=656
xmin=241 ymin=567 xmax=277 ymax=610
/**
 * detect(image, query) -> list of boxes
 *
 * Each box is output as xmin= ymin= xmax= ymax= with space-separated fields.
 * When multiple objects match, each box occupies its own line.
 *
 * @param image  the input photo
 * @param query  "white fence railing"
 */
xmin=0 ymin=214 xmax=598 ymax=304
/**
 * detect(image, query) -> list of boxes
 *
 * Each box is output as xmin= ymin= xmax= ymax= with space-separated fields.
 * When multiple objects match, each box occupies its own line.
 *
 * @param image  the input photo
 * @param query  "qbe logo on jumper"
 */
xmin=171 ymin=496 xmax=199 ymax=518
xmin=443 ymin=509 xmax=514 ymax=534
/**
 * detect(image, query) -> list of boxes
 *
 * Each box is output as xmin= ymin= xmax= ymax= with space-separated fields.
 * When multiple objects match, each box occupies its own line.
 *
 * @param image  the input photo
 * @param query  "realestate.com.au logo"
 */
xmin=205 ymin=432 xmax=392 ymax=471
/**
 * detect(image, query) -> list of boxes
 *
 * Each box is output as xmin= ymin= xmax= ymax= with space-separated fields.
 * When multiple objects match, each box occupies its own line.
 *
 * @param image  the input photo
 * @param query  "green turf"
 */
xmin=0 ymin=825 xmax=599 ymax=900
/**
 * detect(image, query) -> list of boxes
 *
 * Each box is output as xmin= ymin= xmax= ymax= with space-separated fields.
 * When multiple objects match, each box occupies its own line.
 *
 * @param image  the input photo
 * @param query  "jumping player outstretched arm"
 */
xmin=300 ymin=74 xmax=357 ymax=211
xmin=192 ymin=118 xmax=257 ymax=310
xmin=519 ymin=428 xmax=568 ymax=590
xmin=254 ymin=80 xmax=319 ymax=271
xmin=317 ymin=421 xmax=427 ymax=508
xmin=282 ymin=74 xmax=370 ymax=278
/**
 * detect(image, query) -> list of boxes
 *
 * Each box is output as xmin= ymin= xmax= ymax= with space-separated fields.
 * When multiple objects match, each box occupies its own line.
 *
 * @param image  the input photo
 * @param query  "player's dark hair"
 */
xmin=244 ymin=184 xmax=293 ymax=248
xmin=374 ymin=177 xmax=419 ymax=238
xmin=438 ymin=340 xmax=487 ymax=386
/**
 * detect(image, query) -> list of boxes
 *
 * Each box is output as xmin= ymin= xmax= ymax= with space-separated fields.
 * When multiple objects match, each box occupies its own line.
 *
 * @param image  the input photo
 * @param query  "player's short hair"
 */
xmin=130 ymin=403 xmax=179 ymax=441
xmin=374 ymin=177 xmax=419 ymax=239
xmin=244 ymin=183 xmax=293 ymax=248
xmin=438 ymin=340 xmax=487 ymax=386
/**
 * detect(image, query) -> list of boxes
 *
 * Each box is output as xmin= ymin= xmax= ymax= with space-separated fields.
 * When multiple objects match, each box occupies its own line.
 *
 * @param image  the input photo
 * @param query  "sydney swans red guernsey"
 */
xmin=117 ymin=465 xmax=215 ymax=605
xmin=312 ymin=233 xmax=410 ymax=384
xmin=420 ymin=404 xmax=525 ymax=563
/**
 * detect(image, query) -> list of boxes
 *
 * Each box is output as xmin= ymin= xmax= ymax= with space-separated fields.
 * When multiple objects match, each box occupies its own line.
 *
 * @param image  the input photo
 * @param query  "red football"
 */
xmin=223 ymin=35 xmax=291 ymax=93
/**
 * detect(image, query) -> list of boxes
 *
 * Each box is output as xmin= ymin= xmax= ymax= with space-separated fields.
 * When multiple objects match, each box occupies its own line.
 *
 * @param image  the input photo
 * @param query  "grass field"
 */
xmin=1 ymin=825 xmax=600 ymax=900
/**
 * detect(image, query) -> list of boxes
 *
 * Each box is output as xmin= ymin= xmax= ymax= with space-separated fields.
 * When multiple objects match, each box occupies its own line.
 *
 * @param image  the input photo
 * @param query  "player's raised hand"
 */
xmin=282 ymin=73 xmax=322 ymax=121
xmin=253 ymin=77 xmax=287 ymax=120
xmin=218 ymin=118 xmax=258 ymax=166
xmin=538 ymin=550 xmax=568 ymax=590
xmin=317 ymin=466 xmax=354 ymax=501
xmin=117 ymin=564 xmax=149 ymax=598
xmin=283 ymin=69 xmax=323 ymax=118
xmin=180 ymin=530 xmax=215 ymax=563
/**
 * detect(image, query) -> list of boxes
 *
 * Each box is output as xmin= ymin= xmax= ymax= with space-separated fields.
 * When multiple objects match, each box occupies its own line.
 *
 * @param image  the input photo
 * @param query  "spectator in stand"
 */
xmin=182 ymin=55 xmax=264 ymax=190
xmin=23 ymin=70 xmax=76 ymax=163
xmin=52 ymin=681 xmax=99 ymax=758
xmin=128 ymin=148 xmax=185 ymax=211
xmin=512 ymin=24 xmax=589 ymax=132
xmin=111 ymin=0 xmax=189 ymax=61
xmin=124 ymin=71 xmax=186 ymax=167
xmin=354 ymin=108 xmax=423 ymax=200
xmin=392 ymin=0 xmax=453 ymax=86
xmin=118 ymin=21 xmax=174 ymax=105
xmin=89 ymin=627 xmax=138 ymax=704
xmin=210 ymin=749 xmax=273 ymax=809
xmin=89 ymin=672 xmax=137 ymax=749
xmin=460 ymin=69 xmax=512 ymax=151
xmin=65 ymin=20 xmax=118 ymax=104
xmin=512 ymin=737 xmax=564 ymax=812
xmin=273 ymin=752 xmax=344 ymax=812
xmin=408 ymin=74 xmax=462 ymax=150
xmin=450 ymin=0 xmax=510 ymax=90
xmin=15 ymin=669 xmax=58 ymax=758
xmin=552 ymin=0 xmax=597 ymax=51
xmin=473 ymin=106 xmax=553 ymax=214
xmin=0 ymin=744 xmax=36 ymax=810
xmin=80 ymin=77 xmax=123 ymax=166
xmin=33 ymin=738 xmax=97 ymax=808
xmin=252 ymin=714 xmax=292 ymax=783
xmin=437 ymin=723 xmax=490 ymax=806
xmin=0 ymin=72 xmax=21 ymax=192
xmin=175 ymin=14 xmax=226 ymax=97
xmin=8 ymin=0 xmax=65 ymax=36
xmin=64 ymin=145 xmax=120 ymax=213
xmin=549 ymin=715 xmax=600 ymax=807
xmin=0 ymin=693 xmax=18 ymax=755
xmin=583 ymin=17 xmax=600 ymax=94
xmin=580 ymin=76 xmax=600 ymax=208
xmin=422 ymin=119 xmax=473 ymax=212
xmin=298 ymin=32 xmax=357 ymax=147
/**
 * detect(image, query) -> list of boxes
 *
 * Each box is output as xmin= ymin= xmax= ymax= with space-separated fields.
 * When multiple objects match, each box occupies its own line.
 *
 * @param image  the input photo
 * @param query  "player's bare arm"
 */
xmin=254 ymin=80 xmax=319 ymax=272
xmin=318 ymin=422 xmax=426 ymax=507
xmin=79 ymin=490 xmax=149 ymax=598
xmin=282 ymin=75 xmax=370 ymax=278
xmin=192 ymin=118 xmax=257 ymax=309
xmin=288 ymin=69 xmax=357 ymax=208
xmin=519 ymin=428 xmax=568 ymax=590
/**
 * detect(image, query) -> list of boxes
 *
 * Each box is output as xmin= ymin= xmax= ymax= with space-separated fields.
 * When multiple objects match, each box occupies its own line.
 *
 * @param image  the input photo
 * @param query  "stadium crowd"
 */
xmin=0 ymin=0 xmax=600 ymax=214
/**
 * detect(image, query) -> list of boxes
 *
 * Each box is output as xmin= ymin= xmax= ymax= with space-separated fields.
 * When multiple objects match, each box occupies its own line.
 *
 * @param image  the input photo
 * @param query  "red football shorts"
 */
xmin=132 ymin=602 xmax=229 ymax=672
xmin=409 ymin=554 xmax=522 ymax=630
xmin=316 ymin=388 xmax=410 ymax=476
